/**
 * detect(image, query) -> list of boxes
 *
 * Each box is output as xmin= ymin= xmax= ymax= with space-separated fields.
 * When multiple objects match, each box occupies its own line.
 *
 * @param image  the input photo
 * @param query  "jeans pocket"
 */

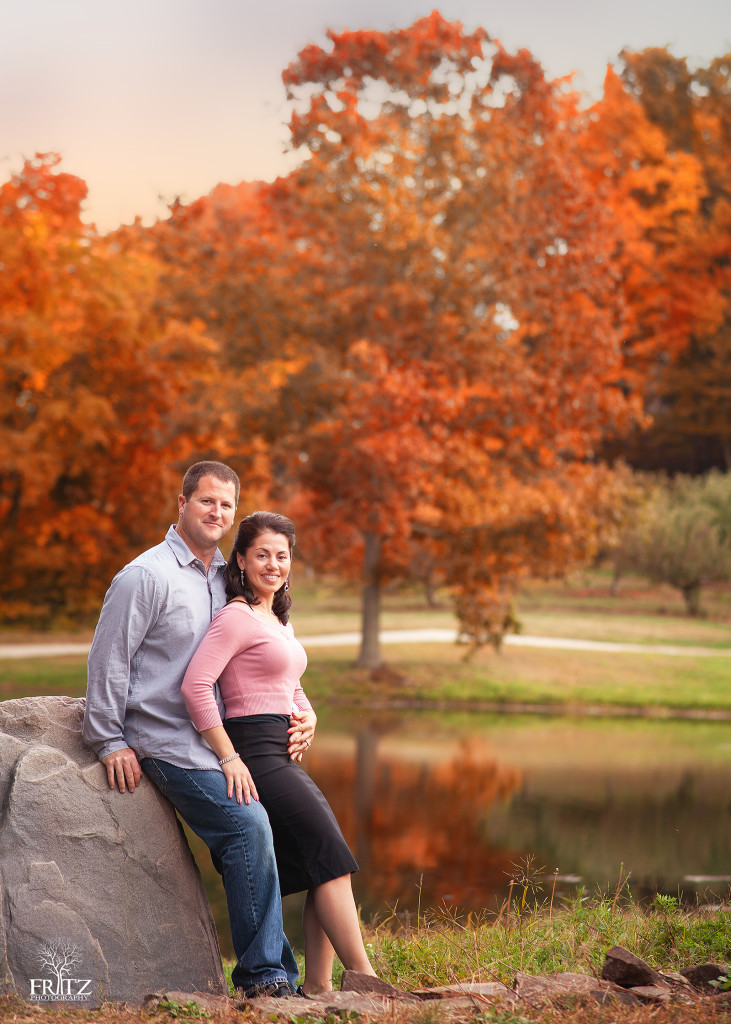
xmin=141 ymin=757 xmax=168 ymax=797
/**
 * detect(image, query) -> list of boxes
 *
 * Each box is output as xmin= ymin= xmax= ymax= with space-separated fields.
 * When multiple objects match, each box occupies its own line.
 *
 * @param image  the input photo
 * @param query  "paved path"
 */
xmin=0 ymin=629 xmax=728 ymax=660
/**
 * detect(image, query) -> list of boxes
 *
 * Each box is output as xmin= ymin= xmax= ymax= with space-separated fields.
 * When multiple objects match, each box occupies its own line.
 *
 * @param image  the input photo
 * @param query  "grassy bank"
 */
xmin=300 ymin=643 xmax=731 ymax=714
xmin=4 ymin=642 xmax=730 ymax=714
xmin=363 ymin=888 xmax=731 ymax=992
xmin=1 ymin=571 xmax=730 ymax=715
xmin=5 ymin=894 xmax=729 ymax=1023
xmin=228 ymin=884 xmax=731 ymax=994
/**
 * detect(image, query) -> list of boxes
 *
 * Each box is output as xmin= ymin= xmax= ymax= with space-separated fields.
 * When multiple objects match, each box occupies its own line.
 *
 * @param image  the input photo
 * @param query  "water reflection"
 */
xmin=315 ymin=714 xmax=522 ymax=914
xmin=187 ymin=710 xmax=731 ymax=957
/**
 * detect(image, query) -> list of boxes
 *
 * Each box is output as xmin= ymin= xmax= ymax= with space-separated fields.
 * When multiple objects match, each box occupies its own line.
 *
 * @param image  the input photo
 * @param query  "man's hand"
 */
xmin=101 ymin=747 xmax=142 ymax=793
xmin=287 ymin=709 xmax=317 ymax=762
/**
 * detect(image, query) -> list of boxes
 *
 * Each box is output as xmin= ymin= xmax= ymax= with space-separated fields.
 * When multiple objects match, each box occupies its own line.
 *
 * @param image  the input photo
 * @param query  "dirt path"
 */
xmin=0 ymin=629 xmax=728 ymax=660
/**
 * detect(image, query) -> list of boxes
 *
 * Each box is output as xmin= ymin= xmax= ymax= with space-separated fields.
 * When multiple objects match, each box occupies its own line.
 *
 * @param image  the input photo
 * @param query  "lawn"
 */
xmin=1 ymin=569 xmax=729 ymax=714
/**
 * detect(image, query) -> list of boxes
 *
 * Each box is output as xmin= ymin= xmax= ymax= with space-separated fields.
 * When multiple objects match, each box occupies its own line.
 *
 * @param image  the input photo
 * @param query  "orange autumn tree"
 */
xmin=578 ymin=67 xmax=706 ymax=418
xmin=147 ymin=180 xmax=312 ymax=504
xmin=251 ymin=12 xmax=640 ymax=665
xmin=603 ymin=49 xmax=731 ymax=471
xmin=0 ymin=154 xmax=224 ymax=622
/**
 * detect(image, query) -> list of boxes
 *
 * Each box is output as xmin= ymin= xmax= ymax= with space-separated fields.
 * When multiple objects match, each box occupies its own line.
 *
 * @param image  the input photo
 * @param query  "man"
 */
xmin=83 ymin=461 xmax=306 ymax=998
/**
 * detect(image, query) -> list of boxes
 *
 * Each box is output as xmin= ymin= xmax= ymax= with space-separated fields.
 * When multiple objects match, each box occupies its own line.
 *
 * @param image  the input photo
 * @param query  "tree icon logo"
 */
xmin=29 ymin=940 xmax=93 ymax=1001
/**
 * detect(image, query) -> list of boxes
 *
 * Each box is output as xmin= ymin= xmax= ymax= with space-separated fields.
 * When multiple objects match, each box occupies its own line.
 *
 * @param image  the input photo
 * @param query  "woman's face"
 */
xmin=237 ymin=531 xmax=291 ymax=600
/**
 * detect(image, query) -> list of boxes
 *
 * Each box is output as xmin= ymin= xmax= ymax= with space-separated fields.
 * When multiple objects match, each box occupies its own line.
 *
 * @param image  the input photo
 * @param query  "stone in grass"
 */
xmin=514 ymin=971 xmax=642 ymax=1008
xmin=306 ymin=991 xmax=395 ymax=1015
xmin=340 ymin=970 xmax=421 ymax=1001
xmin=659 ymin=970 xmax=693 ymax=988
xmin=628 ymin=985 xmax=672 ymax=1004
xmin=680 ymin=964 xmax=731 ymax=995
xmin=601 ymin=945 xmax=667 ymax=989
xmin=412 ymin=981 xmax=517 ymax=1004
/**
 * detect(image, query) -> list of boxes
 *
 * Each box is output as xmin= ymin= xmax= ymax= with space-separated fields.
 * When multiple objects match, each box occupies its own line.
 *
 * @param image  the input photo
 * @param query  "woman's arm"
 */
xmin=182 ymin=605 xmax=250 ymax=732
xmin=199 ymin=724 xmax=259 ymax=805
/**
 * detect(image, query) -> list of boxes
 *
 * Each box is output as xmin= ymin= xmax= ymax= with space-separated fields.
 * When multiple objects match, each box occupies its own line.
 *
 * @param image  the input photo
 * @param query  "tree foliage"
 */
xmin=0 ymin=155 xmax=225 ymax=622
xmin=603 ymin=49 xmax=731 ymax=472
xmin=615 ymin=471 xmax=731 ymax=614
xmin=261 ymin=14 xmax=641 ymax=661
xmin=3 ymin=23 xmax=731 ymax=643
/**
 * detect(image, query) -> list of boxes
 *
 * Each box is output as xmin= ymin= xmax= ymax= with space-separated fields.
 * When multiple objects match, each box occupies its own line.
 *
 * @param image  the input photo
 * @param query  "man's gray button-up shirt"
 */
xmin=83 ymin=525 xmax=226 ymax=769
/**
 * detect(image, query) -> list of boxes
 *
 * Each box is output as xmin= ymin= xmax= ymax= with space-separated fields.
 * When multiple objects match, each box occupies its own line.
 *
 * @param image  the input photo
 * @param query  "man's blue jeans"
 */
xmin=141 ymin=757 xmax=298 ymax=991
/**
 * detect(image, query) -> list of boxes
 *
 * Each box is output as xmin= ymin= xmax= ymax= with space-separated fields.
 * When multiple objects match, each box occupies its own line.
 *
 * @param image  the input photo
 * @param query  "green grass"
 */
xmin=362 ymin=891 xmax=731 ymax=991
xmin=298 ymin=643 xmax=731 ymax=713
xmin=221 ymin=890 xmax=731 ymax=1009
xmin=5 ymin=641 xmax=729 ymax=714
xmin=293 ymin=568 xmax=731 ymax=646
xmin=518 ymin=609 xmax=731 ymax=648
xmin=0 ymin=657 xmax=88 ymax=698
xmin=1 ymin=570 xmax=729 ymax=714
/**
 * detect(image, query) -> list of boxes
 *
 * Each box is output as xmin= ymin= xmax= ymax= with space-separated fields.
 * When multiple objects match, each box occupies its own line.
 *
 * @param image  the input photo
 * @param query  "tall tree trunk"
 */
xmin=722 ymin=437 xmax=731 ymax=472
xmin=610 ymin=558 xmax=622 ymax=597
xmin=357 ymin=530 xmax=382 ymax=669
xmin=682 ymin=582 xmax=702 ymax=616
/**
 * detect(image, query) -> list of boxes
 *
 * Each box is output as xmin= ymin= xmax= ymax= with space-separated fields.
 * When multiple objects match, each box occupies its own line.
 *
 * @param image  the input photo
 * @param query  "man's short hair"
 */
xmin=182 ymin=462 xmax=240 ymax=504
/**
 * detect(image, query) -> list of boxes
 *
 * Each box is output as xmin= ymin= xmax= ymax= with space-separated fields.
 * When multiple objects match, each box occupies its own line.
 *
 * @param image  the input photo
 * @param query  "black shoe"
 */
xmin=294 ymin=986 xmax=309 ymax=998
xmin=243 ymin=981 xmax=295 ymax=999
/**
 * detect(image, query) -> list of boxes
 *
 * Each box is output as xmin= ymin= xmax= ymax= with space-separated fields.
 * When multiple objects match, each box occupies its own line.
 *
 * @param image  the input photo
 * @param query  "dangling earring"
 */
xmin=240 ymin=569 xmax=245 ymax=587
xmin=284 ymin=578 xmax=290 ymax=592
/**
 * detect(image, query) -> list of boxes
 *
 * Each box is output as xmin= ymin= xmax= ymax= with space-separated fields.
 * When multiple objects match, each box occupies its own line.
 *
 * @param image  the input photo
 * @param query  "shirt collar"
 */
xmin=165 ymin=524 xmax=227 ymax=571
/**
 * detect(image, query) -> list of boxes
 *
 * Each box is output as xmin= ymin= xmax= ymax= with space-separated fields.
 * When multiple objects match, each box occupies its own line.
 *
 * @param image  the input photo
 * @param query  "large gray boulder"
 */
xmin=0 ymin=696 xmax=227 ymax=1006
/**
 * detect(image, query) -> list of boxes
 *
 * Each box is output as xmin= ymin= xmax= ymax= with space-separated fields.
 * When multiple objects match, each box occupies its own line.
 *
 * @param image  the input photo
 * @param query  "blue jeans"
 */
xmin=141 ymin=757 xmax=298 ymax=991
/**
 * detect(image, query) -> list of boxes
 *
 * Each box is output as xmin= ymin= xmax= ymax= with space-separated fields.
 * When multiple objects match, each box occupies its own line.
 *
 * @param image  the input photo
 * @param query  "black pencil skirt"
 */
xmin=223 ymin=714 xmax=359 ymax=897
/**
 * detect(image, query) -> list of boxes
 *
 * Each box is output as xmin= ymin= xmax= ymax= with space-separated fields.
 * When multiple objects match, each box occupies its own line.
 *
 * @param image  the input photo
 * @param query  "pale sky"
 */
xmin=2 ymin=0 xmax=728 ymax=232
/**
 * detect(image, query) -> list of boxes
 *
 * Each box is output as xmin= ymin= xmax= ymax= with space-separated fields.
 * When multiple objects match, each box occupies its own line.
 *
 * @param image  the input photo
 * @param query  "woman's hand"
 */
xmin=287 ymin=708 xmax=317 ymax=762
xmin=222 ymin=755 xmax=259 ymax=805
xmin=199 ymin=726 xmax=259 ymax=804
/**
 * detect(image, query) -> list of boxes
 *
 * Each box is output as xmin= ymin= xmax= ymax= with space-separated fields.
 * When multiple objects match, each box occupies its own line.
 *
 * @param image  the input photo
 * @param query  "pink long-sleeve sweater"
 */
xmin=181 ymin=601 xmax=312 ymax=733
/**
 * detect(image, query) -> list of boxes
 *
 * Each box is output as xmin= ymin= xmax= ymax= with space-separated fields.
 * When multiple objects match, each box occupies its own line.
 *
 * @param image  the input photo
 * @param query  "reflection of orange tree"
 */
xmin=307 ymin=731 xmax=523 ymax=915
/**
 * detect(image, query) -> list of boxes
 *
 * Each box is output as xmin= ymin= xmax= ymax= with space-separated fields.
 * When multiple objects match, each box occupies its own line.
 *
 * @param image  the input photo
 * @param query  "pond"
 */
xmin=185 ymin=707 xmax=731 ymax=957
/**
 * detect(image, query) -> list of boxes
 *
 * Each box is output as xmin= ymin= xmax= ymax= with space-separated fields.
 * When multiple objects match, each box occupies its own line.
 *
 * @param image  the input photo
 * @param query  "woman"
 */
xmin=181 ymin=511 xmax=376 ymax=995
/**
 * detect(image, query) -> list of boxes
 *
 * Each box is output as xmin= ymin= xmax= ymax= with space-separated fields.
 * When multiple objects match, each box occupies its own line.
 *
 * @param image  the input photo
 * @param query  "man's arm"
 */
xmin=83 ymin=565 xmax=159 ymax=793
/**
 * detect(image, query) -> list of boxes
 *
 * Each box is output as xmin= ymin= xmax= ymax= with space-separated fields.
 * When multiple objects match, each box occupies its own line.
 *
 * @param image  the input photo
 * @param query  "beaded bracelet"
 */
xmin=219 ymin=753 xmax=240 ymax=766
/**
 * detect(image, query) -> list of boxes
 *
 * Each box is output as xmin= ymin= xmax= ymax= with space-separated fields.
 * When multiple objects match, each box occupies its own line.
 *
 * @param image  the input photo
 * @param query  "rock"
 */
xmin=681 ymin=963 xmax=731 ymax=994
xmin=710 ymin=990 xmax=731 ymax=1009
xmin=514 ymin=971 xmax=642 ymax=1007
xmin=629 ymin=985 xmax=672 ymax=1003
xmin=300 ymin=990 xmax=395 ymax=1015
xmin=601 ymin=945 xmax=666 ymax=989
xmin=659 ymin=970 xmax=693 ymax=988
xmin=0 ymin=697 xmax=227 ymax=1006
xmin=340 ymin=969 xmax=420 ymax=1001
xmin=412 ymin=981 xmax=517 ymax=1004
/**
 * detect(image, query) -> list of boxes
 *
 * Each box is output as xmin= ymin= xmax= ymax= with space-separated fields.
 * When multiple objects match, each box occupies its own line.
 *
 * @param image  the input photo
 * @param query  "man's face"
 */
xmin=176 ymin=475 xmax=237 ymax=557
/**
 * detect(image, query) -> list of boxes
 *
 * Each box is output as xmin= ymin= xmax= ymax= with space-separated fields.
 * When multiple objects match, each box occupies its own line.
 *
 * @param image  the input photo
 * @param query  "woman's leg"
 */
xmin=301 ymin=888 xmax=335 ymax=993
xmin=302 ymin=875 xmax=376 ymax=992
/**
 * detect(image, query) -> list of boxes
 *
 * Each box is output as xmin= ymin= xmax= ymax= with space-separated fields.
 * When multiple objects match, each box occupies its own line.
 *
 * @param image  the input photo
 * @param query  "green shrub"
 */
xmin=616 ymin=471 xmax=731 ymax=614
